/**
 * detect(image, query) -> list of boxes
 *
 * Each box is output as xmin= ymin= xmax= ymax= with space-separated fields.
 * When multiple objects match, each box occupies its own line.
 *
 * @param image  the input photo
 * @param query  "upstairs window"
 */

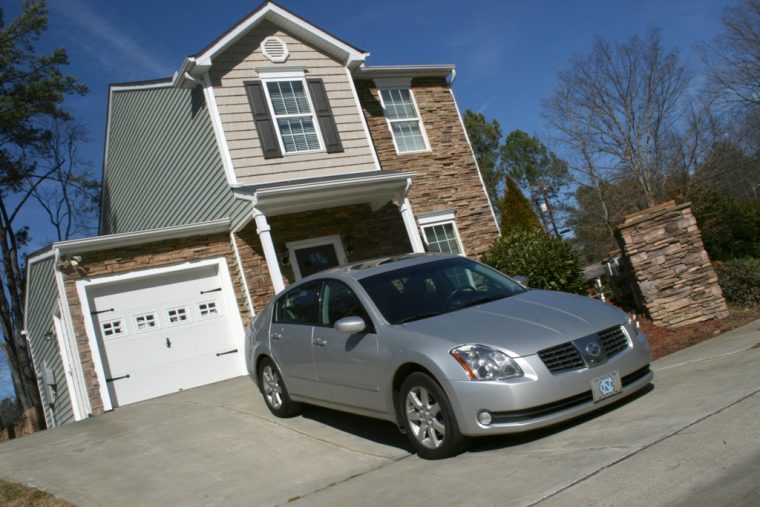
xmin=265 ymin=80 xmax=322 ymax=153
xmin=379 ymin=88 xmax=429 ymax=153
xmin=246 ymin=75 xmax=343 ymax=159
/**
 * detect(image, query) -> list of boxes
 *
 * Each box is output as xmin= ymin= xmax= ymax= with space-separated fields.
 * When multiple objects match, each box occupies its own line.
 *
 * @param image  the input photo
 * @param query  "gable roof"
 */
xmin=175 ymin=1 xmax=369 ymax=86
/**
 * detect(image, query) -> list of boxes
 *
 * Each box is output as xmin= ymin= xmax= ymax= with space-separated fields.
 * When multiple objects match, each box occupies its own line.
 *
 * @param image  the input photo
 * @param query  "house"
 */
xmin=24 ymin=1 xmax=499 ymax=428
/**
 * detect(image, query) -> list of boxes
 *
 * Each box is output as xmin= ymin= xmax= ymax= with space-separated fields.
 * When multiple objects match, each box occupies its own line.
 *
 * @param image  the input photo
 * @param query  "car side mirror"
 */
xmin=512 ymin=275 xmax=529 ymax=288
xmin=334 ymin=316 xmax=366 ymax=334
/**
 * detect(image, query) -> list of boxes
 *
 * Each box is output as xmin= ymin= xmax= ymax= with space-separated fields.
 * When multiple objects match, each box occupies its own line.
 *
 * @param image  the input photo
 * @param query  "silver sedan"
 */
xmin=245 ymin=254 xmax=652 ymax=459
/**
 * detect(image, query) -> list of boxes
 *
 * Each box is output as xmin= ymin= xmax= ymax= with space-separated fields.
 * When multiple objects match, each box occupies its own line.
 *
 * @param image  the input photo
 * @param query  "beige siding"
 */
xmin=210 ymin=21 xmax=376 ymax=184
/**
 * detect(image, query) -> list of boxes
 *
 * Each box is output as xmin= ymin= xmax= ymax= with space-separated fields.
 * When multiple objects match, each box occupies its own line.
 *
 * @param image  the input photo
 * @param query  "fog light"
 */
xmin=477 ymin=410 xmax=493 ymax=426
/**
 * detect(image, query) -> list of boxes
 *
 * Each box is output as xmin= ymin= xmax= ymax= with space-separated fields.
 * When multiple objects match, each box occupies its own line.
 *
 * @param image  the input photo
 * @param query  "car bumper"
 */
xmin=445 ymin=333 xmax=653 ymax=436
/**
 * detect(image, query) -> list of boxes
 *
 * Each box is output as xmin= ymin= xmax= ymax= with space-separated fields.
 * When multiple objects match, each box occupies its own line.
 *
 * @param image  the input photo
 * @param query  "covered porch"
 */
xmin=232 ymin=171 xmax=425 ymax=307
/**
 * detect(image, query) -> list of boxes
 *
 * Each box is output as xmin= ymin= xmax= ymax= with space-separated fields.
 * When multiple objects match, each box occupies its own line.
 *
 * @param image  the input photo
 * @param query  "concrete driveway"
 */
xmin=1 ymin=320 xmax=759 ymax=506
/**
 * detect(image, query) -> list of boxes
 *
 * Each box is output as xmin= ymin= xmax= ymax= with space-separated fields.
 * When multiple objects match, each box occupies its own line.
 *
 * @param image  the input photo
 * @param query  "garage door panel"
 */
xmin=88 ymin=263 xmax=244 ymax=408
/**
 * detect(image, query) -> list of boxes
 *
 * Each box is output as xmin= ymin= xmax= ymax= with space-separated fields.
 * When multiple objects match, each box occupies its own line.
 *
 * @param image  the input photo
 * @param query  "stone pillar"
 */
xmin=616 ymin=201 xmax=729 ymax=328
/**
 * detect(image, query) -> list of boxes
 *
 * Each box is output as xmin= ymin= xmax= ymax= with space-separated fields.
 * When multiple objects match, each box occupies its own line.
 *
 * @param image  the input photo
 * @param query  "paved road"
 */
xmin=0 ymin=320 xmax=758 ymax=506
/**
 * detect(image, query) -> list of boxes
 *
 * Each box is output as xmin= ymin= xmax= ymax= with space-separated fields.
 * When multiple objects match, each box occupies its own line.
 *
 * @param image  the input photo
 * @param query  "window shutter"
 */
xmin=307 ymin=78 xmax=343 ymax=154
xmin=245 ymin=81 xmax=282 ymax=159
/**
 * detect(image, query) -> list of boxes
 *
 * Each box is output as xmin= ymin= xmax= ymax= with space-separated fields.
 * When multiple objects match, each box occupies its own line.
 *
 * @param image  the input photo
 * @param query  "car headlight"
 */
xmin=450 ymin=344 xmax=523 ymax=381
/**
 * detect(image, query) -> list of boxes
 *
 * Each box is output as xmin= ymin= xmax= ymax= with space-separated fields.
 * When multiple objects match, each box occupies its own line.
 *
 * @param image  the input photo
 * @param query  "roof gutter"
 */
xmin=54 ymin=219 xmax=231 ymax=255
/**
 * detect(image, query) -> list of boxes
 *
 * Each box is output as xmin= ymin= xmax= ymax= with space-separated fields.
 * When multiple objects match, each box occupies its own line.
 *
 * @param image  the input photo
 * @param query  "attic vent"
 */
xmin=261 ymin=36 xmax=289 ymax=63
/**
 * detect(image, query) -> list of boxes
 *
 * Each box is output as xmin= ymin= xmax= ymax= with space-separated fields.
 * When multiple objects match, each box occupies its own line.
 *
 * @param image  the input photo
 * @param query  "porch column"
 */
xmin=397 ymin=180 xmax=425 ymax=253
xmin=253 ymin=209 xmax=286 ymax=294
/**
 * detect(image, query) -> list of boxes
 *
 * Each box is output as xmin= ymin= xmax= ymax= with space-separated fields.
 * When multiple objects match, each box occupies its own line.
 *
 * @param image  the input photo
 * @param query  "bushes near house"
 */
xmin=482 ymin=228 xmax=586 ymax=294
xmin=715 ymin=258 xmax=760 ymax=307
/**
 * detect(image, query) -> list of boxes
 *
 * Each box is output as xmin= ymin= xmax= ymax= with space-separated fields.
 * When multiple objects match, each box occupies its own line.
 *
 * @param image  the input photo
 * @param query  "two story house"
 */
xmin=24 ymin=1 xmax=499 ymax=427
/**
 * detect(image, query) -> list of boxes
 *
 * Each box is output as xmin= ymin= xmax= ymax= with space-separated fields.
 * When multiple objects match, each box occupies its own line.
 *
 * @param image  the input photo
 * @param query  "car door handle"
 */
xmin=312 ymin=337 xmax=326 ymax=347
xmin=271 ymin=333 xmax=282 ymax=341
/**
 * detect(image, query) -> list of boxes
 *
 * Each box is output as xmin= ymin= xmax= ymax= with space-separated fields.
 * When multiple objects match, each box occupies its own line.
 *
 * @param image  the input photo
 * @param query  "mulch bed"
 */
xmin=640 ymin=306 xmax=760 ymax=360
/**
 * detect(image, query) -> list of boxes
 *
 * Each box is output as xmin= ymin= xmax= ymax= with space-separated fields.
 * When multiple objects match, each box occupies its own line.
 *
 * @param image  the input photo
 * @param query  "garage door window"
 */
xmin=101 ymin=319 xmax=125 ymax=337
xmin=134 ymin=312 xmax=158 ymax=331
xmin=167 ymin=307 xmax=190 ymax=325
xmin=198 ymin=301 xmax=219 ymax=318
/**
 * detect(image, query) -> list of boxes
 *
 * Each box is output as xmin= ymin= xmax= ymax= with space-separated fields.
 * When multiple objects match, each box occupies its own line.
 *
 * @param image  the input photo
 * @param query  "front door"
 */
xmin=288 ymin=235 xmax=347 ymax=280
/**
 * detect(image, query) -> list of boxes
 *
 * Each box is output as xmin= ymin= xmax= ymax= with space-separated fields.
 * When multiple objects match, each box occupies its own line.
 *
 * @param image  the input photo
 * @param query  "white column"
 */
xmin=398 ymin=192 xmax=426 ymax=253
xmin=254 ymin=209 xmax=286 ymax=294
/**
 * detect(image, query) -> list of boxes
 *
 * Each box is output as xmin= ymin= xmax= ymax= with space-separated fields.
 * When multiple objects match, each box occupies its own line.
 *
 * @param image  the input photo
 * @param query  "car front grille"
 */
xmin=598 ymin=326 xmax=629 ymax=358
xmin=538 ymin=342 xmax=584 ymax=373
xmin=538 ymin=325 xmax=630 ymax=373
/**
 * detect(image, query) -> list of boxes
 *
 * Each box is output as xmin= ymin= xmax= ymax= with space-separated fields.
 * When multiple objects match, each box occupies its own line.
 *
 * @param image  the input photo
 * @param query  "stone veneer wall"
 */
xmin=234 ymin=202 xmax=412 ymax=312
xmin=61 ymin=233 xmax=247 ymax=415
xmin=616 ymin=201 xmax=729 ymax=328
xmin=355 ymin=78 xmax=499 ymax=259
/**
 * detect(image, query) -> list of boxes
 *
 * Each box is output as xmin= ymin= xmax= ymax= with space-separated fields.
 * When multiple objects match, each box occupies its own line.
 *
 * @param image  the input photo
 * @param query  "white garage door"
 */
xmin=87 ymin=264 xmax=244 ymax=407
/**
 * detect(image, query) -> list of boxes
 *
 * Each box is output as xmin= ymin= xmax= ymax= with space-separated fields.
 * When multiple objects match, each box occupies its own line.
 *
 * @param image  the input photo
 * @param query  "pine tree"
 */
xmin=499 ymin=177 xmax=543 ymax=234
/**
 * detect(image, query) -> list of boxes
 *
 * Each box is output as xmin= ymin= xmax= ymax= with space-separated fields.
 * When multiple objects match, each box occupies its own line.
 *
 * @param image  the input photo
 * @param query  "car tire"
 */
xmin=258 ymin=357 xmax=300 ymax=417
xmin=399 ymin=372 xmax=466 ymax=459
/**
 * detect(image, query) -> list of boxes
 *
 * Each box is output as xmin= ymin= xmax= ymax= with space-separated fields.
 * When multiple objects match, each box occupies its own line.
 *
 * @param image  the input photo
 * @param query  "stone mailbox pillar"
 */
xmin=616 ymin=201 xmax=729 ymax=328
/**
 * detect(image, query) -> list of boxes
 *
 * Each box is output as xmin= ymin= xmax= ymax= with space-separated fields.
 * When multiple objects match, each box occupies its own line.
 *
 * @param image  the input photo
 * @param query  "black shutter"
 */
xmin=244 ymin=81 xmax=282 ymax=159
xmin=307 ymin=78 xmax=343 ymax=154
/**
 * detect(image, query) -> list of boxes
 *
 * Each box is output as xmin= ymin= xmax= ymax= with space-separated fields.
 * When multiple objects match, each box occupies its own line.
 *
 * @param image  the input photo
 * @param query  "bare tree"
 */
xmin=544 ymin=29 xmax=691 ymax=209
xmin=703 ymin=0 xmax=760 ymax=107
xmin=28 ymin=119 xmax=99 ymax=242
xmin=0 ymin=0 xmax=89 ymax=431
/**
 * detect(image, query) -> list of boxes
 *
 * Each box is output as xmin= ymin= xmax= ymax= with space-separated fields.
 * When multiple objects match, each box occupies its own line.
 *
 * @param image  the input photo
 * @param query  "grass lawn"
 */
xmin=0 ymin=479 xmax=72 ymax=506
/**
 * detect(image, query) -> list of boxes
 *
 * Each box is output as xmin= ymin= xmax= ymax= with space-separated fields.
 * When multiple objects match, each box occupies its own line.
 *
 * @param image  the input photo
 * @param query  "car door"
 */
xmin=270 ymin=281 xmax=321 ymax=400
xmin=312 ymin=279 xmax=384 ymax=412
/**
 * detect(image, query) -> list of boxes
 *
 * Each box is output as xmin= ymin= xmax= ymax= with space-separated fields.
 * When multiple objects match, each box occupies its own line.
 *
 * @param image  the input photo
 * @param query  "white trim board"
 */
xmin=286 ymin=235 xmax=347 ymax=280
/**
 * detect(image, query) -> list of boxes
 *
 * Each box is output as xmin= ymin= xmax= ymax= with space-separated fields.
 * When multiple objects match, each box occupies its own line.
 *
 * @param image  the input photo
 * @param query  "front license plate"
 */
xmin=591 ymin=371 xmax=622 ymax=402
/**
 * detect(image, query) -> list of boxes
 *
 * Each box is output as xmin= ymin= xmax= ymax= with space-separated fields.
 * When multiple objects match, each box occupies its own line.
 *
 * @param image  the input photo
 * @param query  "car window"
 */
xmin=320 ymin=280 xmax=373 ymax=331
xmin=274 ymin=282 xmax=321 ymax=325
xmin=359 ymin=257 xmax=525 ymax=324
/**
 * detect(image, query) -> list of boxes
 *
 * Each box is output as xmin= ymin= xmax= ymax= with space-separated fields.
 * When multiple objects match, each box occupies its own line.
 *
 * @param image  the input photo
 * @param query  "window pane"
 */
xmin=381 ymin=88 xmax=416 ymax=119
xmin=321 ymin=280 xmax=370 ymax=327
xmin=423 ymin=223 xmax=461 ymax=254
xmin=277 ymin=117 xmax=320 ymax=152
xmin=267 ymin=80 xmax=310 ymax=115
xmin=391 ymin=121 xmax=426 ymax=152
xmin=275 ymin=283 xmax=320 ymax=325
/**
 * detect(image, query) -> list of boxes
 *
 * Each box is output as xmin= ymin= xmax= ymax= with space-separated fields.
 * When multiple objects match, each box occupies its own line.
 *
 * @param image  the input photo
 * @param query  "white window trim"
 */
xmin=377 ymin=85 xmax=431 ymax=155
xmin=101 ymin=318 xmax=126 ymax=338
xmin=133 ymin=311 xmax=160 ymax=333
xmin=198 ymin=300 xmax=222 ymax=319
xmin=287 ymin=234 xmax=347 ymax=280
xmin=166 ymin=306 xmax=191 ymax=326
xmin=260 ymin=72 xmax=325 ymax=156
xmin=418 ymin=212 xmax=465 ymax=255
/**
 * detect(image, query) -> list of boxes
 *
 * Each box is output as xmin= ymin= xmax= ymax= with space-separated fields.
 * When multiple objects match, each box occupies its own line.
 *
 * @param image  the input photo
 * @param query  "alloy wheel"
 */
xmin=405 ymin=386 xmax=446 ymax=449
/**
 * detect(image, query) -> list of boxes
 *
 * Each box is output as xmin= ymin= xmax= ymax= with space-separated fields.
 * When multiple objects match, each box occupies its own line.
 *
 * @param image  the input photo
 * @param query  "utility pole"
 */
xmin=539 ymin=185 xmax=560 ymax=237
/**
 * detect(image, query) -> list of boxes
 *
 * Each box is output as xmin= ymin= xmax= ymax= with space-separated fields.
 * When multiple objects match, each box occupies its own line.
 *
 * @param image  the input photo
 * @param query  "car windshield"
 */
xmin=359 ymin=257 xmax=526 ymax=325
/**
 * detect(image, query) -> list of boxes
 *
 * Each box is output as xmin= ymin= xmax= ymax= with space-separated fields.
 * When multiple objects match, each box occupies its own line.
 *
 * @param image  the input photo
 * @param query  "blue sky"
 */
xmin=0 ymin=0 xmax=729 ymax=399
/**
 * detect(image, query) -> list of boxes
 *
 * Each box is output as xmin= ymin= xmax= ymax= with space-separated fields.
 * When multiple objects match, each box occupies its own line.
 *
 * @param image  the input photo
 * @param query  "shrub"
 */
xmin=715 ymin=257 xmax=760 ymax=307
xmin=482 ymin=229 xmax=586 ymax=293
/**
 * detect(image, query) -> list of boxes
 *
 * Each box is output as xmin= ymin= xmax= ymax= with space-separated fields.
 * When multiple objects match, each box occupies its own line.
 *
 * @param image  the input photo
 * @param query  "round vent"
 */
xmin=261 ymin=36 xmax=289 ymax=63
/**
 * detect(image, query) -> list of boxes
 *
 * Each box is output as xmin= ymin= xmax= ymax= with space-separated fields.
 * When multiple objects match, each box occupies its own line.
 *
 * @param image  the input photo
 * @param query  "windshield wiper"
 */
xmin=458 ymin=294 xmax=508 ymax=309
xmin=395 ymin=312 xmax=442 ymax=324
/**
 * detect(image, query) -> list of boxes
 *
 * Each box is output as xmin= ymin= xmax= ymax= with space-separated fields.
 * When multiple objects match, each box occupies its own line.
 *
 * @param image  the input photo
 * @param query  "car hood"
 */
xmin=401 ymin=290 xmax=627 ymax=357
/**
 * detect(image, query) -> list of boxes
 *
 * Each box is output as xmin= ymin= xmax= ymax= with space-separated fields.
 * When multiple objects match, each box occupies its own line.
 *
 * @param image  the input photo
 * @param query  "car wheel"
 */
xmin=399 ymin=372 xmax=466 ymax=459
xmin=258 ymin=357 xmax=300 ymax=417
